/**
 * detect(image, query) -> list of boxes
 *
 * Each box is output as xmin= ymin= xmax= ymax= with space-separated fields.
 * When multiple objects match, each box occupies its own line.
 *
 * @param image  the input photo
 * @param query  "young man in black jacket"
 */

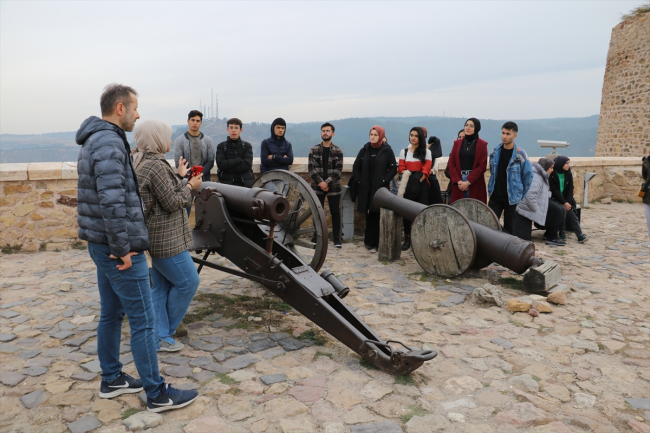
xmin=216 ymin=118 xmax=254 ymax=187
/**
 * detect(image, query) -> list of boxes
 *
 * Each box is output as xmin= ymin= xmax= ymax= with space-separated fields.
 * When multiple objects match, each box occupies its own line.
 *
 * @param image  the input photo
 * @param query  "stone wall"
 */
xmin=596 ymin=13 xmax=650 ymax=157
xmin=0 ymin=157 xmax=644 ymax=251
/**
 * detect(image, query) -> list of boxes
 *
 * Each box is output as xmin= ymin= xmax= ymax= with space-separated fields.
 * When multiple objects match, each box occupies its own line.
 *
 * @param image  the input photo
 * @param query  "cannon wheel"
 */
xmin=410 ymin=205 xmax=477 ymax=278
xmin=451 ymin=198 xmax=501 ymax=269
xmin=253 ymin=170 xmax=328 ymax=272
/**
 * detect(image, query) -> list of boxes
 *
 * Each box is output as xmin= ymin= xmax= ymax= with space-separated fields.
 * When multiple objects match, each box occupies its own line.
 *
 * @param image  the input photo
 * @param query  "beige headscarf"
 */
xmin=131 ymin=119 xmax=173 ymax=170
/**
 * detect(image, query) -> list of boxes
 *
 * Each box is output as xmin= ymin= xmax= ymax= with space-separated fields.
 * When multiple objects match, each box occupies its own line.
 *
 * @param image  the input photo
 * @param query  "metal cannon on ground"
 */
xmin=374 ymin=188 xmax=560 ymax=290
xmin=189 ymin=172 xmax=436 ymax=375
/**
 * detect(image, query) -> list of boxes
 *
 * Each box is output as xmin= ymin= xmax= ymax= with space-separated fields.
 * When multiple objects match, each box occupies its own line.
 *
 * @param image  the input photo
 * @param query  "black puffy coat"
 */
xmin=549 ymin=169 xmax=575 ymax=205
xmin=216 ymin=137 xmax=254 ymax=187
xmin=76 ymin=116 xmax=150 ymax=257
xmin=352 ymin=142 xmax=397 ymax=213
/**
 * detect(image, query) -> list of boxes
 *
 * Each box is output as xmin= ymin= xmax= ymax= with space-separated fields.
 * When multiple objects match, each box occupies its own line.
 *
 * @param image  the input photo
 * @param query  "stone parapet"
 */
xmin=0 ymin=157 xmax=644 ymax=251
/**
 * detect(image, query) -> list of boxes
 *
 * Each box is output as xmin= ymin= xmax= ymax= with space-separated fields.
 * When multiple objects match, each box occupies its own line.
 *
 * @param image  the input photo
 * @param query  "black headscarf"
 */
xmin=463 ymin=118 xmax=481 ymax=142
xmin=409 ymin=127 xmax=427 ymax=163
xmin=553 ymin=155 xmax=570 ymax=173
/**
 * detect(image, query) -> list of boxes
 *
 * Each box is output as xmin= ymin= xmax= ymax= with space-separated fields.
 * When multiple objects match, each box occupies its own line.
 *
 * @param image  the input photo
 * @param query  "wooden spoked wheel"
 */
xmin=410 ymin=205 xmax=477 ymax=278
xmin=451 ymin=198 xmax=501 ymax=269
xmin=253 ymin=170 xmax=328 ymax=272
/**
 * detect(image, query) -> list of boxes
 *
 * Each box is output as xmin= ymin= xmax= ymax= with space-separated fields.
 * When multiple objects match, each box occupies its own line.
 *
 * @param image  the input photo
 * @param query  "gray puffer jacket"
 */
xmin=76 ymin=116 xmax=150 ymax=257
xmin=516 ymin=162 xmax=549 ymax=226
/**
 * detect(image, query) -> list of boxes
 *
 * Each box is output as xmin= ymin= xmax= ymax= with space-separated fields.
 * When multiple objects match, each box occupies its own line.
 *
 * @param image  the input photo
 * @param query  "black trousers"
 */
xmin=563 ymin=208 xmax=583 ymax=236
xmin=364 ymin=211 xmax=381 ymax=248
xmin=488 ymin=197 xmax=516 ymax=234
xmin=513 ymin=213 xmax=532 ymax=241
xmin=544 ymin=200 xmax=567 ymax=239
xmin=317 ymin=193 xmax=341 ymax=241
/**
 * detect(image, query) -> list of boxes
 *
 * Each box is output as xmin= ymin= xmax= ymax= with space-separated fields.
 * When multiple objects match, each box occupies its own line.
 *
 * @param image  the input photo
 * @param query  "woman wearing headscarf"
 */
xmin=397 ymin=127 xmax=432 ymax=250
xmin=132 ymin=119 xmax=202 ymax=352
xmin=513 ymin=158 xmax=566 ymax=246
xmin=351 ymin=125 xmax=397 ymax=250
xmin=549 ymin=156 xmax=588 ymax=243
xmin=448 ymin=118 xmax=488 ymax=204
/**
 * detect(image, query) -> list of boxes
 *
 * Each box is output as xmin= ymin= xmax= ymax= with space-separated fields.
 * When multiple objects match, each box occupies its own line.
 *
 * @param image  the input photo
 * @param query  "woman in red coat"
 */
xmin=448 ymin=118 xmax=488 ymax=204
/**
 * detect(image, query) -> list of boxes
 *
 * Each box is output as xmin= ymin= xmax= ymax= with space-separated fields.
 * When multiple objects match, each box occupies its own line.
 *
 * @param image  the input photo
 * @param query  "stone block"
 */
xmin=62 ymin=162 xmax=78 ymax=180
xmin=1 ymin=164 xmax=29 ymax=181
xmin=12 ymin=203 xmax=36 ymax=217
xmin=28 ymin=162 xmax=63 ymax=180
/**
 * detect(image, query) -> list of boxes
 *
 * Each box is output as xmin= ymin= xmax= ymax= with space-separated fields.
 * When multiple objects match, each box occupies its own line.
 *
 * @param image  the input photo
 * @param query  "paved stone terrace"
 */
xmin=0 ymin=202 xmax=649 ymax=433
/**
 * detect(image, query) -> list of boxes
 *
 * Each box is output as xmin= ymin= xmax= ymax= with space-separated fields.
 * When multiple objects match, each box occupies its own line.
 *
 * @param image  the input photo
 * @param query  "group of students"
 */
xmin=350 ymin=118 xmax=589 ymax=251
xmin=75 ymin=84 xmax=594 ymax=415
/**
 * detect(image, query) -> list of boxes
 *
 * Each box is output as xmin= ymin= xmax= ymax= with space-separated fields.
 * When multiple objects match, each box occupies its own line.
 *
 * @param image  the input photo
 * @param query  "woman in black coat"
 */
xmin=351 ymin=125 xmax=397 ymax=250
xmin=549 ymin=156 xmax=588 ymax=243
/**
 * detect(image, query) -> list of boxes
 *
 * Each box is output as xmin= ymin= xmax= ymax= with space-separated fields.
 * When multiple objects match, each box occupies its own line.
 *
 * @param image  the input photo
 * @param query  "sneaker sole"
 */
xmin=147 ymin=394 xmax=199 ymax=413
xmin=579 ymin=238 xmax=589 ymax=243
xmin=157 ymin=345 xmax=184 ymax=352
xmin=334 ymin=245 xmax=342 ymax=249
xmin=99 ymin=387 xmax=143 ymax=399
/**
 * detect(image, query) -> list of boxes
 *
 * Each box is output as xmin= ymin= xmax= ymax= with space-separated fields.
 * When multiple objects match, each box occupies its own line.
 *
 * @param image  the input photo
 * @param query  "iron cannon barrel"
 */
xmin=194 ymin=182 xmax=289 ymax=222
xmin=372 ymin=188 xmax=427 ymax=222
xmin=471 ymin=222 xmax=536 ymax=274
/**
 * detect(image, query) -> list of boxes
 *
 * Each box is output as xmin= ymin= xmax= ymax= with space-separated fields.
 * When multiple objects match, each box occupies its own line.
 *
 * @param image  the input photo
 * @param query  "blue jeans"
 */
xmin=462 ymin=172 xmax=471 ymax=198
xmin=87 ymin=242 xmax=164 ymax=399
xmin=151 ymin=251 xmax=200 ymax=345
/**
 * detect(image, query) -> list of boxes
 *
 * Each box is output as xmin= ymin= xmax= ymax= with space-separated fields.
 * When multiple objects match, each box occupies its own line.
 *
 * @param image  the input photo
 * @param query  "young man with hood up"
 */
xmin=76 ymin=84 xmax=198 ymax=413
xmin=260 ymin=118 xmax=294 ymax=173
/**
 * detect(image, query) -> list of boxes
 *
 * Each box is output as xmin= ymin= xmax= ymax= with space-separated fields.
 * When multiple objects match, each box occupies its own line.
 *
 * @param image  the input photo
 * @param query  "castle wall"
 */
xmin=596 ymin=13 xmax=650 ymax=156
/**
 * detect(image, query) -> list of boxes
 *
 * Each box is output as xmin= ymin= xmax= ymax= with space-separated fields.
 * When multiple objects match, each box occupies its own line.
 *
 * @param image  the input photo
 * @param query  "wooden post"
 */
xmin=522 ymin=261 xmax=562 ymax=293
xmin=340 ymin=186 xmax=354 ymax=242
xmin=378 ymin=208 xmax=402 ymax=261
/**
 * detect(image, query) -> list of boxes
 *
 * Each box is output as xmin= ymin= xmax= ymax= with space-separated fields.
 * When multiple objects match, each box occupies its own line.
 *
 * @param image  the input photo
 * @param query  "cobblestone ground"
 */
xmin=1 ymin=202 xmax=649 ymax=433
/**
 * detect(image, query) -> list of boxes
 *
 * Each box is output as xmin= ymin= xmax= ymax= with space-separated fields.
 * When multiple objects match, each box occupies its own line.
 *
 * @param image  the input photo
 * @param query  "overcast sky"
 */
xmin=0 ymin=0 xmax=643 ymax=134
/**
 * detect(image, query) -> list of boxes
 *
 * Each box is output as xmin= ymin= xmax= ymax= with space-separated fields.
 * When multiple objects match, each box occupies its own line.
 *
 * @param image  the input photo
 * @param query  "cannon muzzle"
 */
xmin=195 ymin=182 xmax=289 ymax=222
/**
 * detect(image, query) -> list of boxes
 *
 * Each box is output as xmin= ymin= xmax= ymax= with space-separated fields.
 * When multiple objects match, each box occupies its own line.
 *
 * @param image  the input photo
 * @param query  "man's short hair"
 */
xmin=100 ymin=84 xmax=138 ymax=116
xmin=188 ymin=110 xmax=203 ymax=120
xmin=227 ymin=118 xmax=243 ymax=128
xmin=502 ymin=121 xmax=518 ymax=133
xmin=321 ymin=122 xmax=335 ymax=132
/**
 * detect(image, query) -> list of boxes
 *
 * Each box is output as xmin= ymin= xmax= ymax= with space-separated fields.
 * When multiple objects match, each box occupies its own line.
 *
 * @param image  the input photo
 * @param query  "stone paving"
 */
xmin=0 ymin=202 xmax=649 ymax=433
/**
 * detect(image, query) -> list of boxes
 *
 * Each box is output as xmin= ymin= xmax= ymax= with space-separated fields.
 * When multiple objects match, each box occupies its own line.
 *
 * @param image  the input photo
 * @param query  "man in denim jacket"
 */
xmin=487 ymin=122 xmax=533 ymax=234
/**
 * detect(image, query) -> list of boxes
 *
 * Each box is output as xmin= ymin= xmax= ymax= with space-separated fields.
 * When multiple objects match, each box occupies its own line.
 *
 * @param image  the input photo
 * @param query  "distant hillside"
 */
xmin=0 ymin=115 xmax=599 ymax=163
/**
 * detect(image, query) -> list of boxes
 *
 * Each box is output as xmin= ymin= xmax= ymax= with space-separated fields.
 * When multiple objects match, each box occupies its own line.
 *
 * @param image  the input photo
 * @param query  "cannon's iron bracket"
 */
xmin=190 ymin=187 xmax=437 ymax=375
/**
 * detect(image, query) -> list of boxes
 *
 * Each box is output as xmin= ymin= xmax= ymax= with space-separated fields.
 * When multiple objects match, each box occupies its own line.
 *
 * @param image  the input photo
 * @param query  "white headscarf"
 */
xmin=131 ymin=119 xmax=172 ymax=170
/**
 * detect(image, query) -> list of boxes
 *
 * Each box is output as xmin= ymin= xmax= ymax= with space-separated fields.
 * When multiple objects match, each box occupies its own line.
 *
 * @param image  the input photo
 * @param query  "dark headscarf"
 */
xmin=271 ymin=118 xmax=286 ymax=140
xmin=409 ymin=127 xmax=427 ymax=163
xmin=370 ymin=125 xmax=385 ymax=149
xmin=464 ymin=118 xmax=481 ymax=142
xmin=553 ymin=155 xmax=570 ymax=173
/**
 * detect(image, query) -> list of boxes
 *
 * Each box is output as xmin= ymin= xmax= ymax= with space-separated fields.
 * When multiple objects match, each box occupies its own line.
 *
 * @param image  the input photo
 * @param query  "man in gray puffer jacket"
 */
xmin=76 ymin=84 xmax=197 ymax=412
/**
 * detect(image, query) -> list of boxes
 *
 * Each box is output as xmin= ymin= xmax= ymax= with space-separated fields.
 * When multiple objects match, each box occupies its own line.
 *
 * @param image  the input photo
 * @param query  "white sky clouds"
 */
xmin=0 ymin=1 xmax=643 ymax=134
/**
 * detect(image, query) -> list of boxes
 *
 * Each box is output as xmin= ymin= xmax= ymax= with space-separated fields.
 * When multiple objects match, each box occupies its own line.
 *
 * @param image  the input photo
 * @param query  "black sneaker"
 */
xmin=147 ymin=383 xmax=199 ymax=413
xmin=545 ymin=238 xmax=565 ymax=247
xmin=334 ymin=238 xmax=342 ymax=249
xmin=99 ymin=372 xmax=143 ymax=398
